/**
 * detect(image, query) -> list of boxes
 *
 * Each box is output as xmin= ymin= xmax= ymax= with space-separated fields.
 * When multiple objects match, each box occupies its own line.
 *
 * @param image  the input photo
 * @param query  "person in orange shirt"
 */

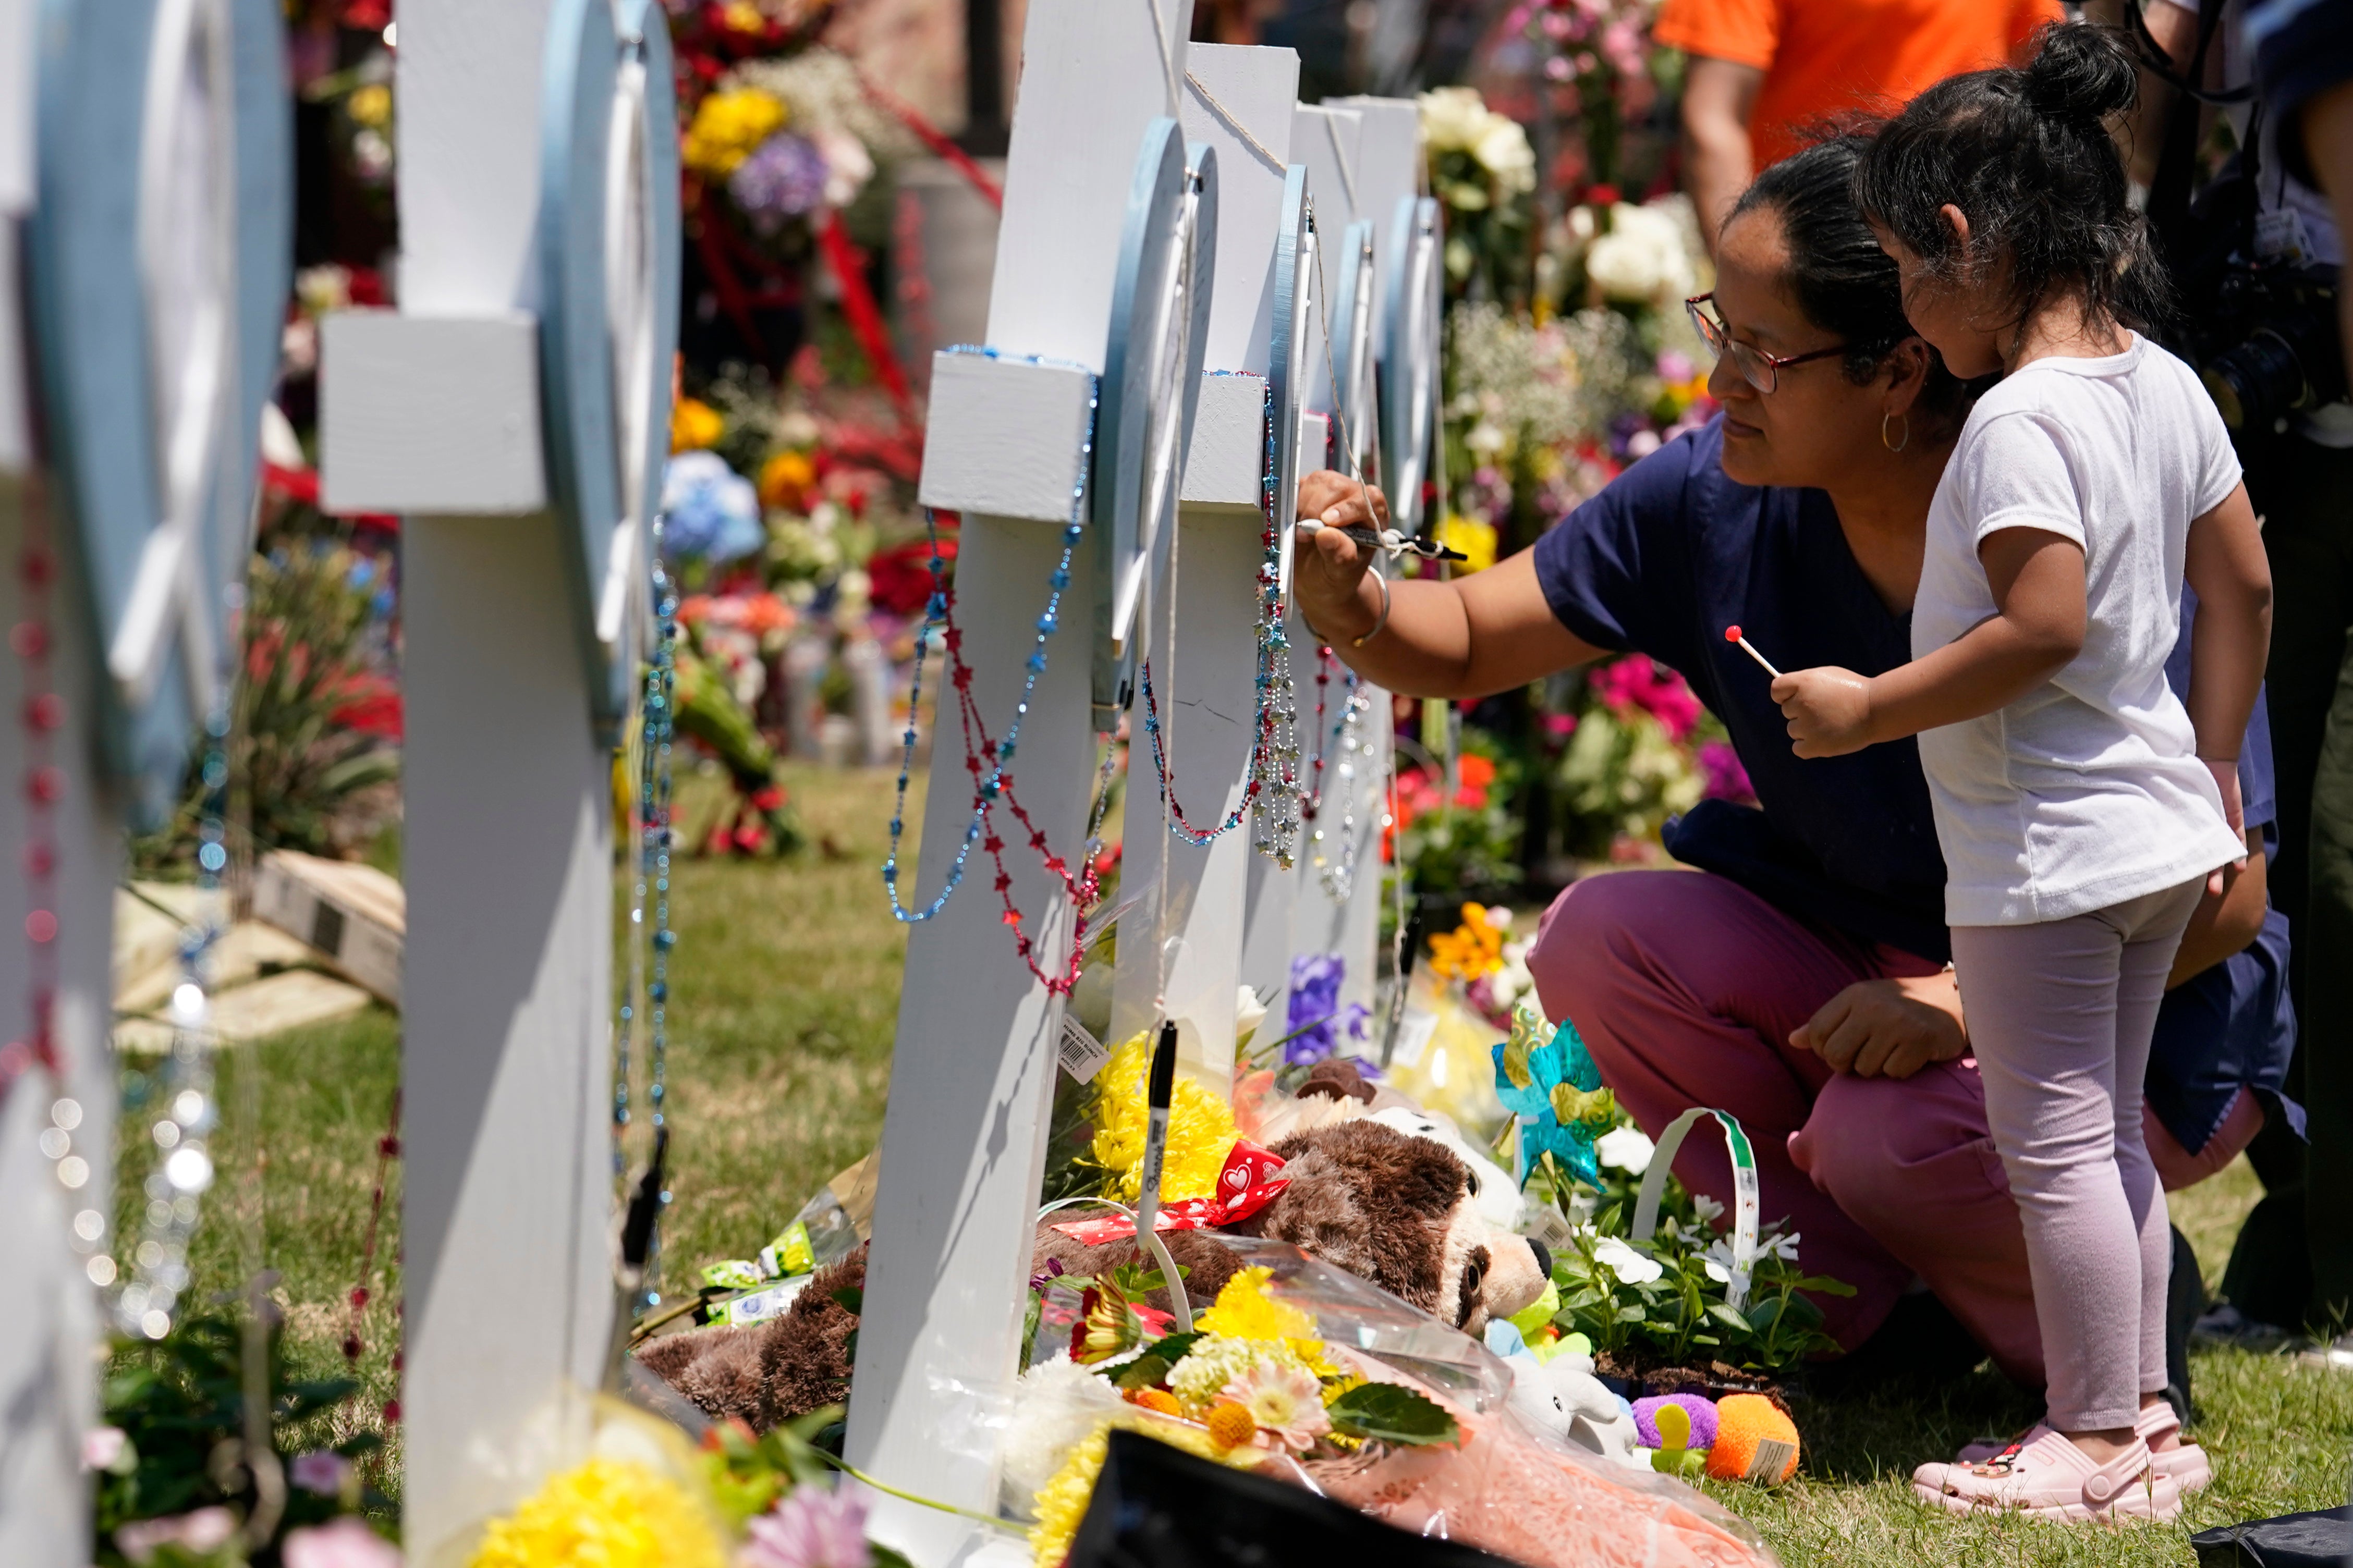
xmin=1656 ymin=0 xmax=2062 ymax=251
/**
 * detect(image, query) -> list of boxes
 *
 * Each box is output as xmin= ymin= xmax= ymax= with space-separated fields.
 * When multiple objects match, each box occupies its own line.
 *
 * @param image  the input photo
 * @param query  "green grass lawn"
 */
xmin=137 ymin=765 xmax=2349 ymax=1563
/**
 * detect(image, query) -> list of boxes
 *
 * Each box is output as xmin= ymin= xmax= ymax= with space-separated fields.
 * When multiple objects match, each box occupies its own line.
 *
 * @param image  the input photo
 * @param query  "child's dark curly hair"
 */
xmin=1727 ymin=131 xmax=1979 ymax=437
xmin=1852 ymin=22 xmax=2166 ymax=338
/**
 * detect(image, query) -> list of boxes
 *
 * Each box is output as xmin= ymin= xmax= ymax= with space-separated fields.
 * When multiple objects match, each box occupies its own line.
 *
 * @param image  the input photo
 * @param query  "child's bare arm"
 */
xmin=2183 ymin=482 xmax=2271 ymax=832
xmin=1772 ymin=527 xmax=2086 ymax=758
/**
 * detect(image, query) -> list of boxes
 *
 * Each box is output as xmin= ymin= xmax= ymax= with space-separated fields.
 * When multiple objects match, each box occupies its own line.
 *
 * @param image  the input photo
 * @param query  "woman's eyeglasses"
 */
xmin=1685 ymin=292 xmax=1850 ymax=395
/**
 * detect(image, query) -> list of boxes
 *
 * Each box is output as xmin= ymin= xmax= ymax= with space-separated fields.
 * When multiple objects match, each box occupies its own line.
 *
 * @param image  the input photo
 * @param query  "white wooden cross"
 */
xmin=846 ymin=3 xmax=1198 ymax=1560
xmin=1282 ymin=98 xmax=1421 ymax=1022
xmin=319 ymin=0 xmax=677 ymax=1555
xmin=1107 ymin=44 xmax=1301 ymax=1096
xmin=0 ymin=3 xmax=287 ymax=1562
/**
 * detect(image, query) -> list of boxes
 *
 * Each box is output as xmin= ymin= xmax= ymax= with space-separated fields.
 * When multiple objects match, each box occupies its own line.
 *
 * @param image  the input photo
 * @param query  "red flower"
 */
xmin=866 ymin=537 xmax=955 ymax=618
xmin=328 ymin=672 xmax=403 ymax=740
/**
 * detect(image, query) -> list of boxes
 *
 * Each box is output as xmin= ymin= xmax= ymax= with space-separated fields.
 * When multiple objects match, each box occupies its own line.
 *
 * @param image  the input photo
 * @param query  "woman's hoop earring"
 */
xmin=1881 ymin=411 xmax=1911 ymax=454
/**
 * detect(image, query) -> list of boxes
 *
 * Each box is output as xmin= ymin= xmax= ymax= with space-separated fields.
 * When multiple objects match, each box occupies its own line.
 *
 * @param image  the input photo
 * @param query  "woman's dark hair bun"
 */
xmin=2021 ymin=21 xmax=2139 ymax=125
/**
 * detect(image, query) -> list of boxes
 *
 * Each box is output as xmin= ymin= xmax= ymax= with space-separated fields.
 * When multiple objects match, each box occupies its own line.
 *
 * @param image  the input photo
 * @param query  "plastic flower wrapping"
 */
xmin=995 ymin=1243 xmax=1774 ymax=1568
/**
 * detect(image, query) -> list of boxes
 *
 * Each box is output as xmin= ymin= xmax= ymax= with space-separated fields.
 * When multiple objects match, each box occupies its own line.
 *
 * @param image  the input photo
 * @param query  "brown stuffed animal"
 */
xmin=1033 ymin=1118 xmax=1548 ymax=1333
xmin=635 ymin=1249 xmax=865 ymax=1431
xmin=640 ymin=1119 xmax=1549 ymax=1431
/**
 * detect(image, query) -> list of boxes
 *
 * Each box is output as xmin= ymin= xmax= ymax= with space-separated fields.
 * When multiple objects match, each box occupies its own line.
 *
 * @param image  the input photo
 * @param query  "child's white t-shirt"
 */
xmin=1912 ymin=334 xmax=2248 ymax=927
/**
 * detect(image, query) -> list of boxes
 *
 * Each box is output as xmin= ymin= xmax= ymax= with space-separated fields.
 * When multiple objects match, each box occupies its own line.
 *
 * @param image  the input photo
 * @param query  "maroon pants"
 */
xmin=1526 ymin=869 xmax=2044 ymax=1384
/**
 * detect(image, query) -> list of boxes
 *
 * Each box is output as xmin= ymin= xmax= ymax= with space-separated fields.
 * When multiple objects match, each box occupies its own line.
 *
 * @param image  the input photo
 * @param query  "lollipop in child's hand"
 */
xmin=1724 ymin=625 xmax=1782 ymax=679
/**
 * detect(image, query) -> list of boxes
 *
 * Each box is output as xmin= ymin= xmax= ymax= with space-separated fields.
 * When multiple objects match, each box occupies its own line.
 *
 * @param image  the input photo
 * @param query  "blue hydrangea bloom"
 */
xmin=659 ymin=451 xmax=765 ymax=565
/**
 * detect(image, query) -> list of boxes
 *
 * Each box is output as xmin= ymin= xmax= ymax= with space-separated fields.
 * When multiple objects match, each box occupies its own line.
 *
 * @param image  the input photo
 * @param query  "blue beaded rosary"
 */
xmin=618 ymin=518 xmax=678 ymax=1309
xmin=881 ymin=347 xmax=1097 ymax=926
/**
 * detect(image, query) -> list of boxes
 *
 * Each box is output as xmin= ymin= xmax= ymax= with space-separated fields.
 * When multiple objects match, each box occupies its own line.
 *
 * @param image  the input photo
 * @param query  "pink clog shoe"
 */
xmin=1954 ymin=1403 xmax=2210 ymax=1493
xmin=1912 ymin=1428 xmax=2180 ymax=1522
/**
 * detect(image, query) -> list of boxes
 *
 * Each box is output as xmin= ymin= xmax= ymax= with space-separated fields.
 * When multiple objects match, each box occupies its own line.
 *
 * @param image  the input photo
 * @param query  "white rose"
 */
xmin=1586 ymin=203 xmax=1697 ymax=307
xmin=1472 ymin=115 xmax=1535 ymax=193
xmin=1418 ymin=86 xmax=1488 ymax=153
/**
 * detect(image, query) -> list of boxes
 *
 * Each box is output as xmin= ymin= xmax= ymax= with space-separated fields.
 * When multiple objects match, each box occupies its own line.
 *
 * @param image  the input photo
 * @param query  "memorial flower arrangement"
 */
xmin=1015 ymin=1266 xmax=1464 ymax=1566
xmin=1391 ymin=749 xmax=1522 ymax=902
xmin=1419 ymin=85 xmax=1537 ymax=303
xmin=1473 ymin=1005 xmax=1857 ymax=1385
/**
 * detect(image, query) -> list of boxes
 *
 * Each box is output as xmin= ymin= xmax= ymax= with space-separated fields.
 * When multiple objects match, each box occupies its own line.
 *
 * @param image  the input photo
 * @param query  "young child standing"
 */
xmin=1771 ymin=24 xmax=2273 ymax=1522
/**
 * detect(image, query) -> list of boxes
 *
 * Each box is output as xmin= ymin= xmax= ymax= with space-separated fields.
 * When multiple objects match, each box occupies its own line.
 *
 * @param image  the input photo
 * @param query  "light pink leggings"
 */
xmin=1950 ymin=879 xmax=2205 ymax=1434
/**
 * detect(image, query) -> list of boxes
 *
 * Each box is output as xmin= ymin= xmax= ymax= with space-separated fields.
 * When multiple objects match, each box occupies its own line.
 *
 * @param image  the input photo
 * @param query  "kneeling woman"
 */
xmin=1291 ymin=133 xmax=2294 ymax=1474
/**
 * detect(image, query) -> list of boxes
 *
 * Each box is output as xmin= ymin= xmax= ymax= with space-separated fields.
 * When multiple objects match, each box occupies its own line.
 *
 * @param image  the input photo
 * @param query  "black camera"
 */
xmin=2184 ymin=261 xmax=2346 ymax=434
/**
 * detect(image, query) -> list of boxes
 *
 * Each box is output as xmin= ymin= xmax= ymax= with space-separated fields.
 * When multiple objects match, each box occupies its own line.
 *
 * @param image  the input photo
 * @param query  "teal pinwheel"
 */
xmin=1492 ymin=999 xmax=1615 ymax=1189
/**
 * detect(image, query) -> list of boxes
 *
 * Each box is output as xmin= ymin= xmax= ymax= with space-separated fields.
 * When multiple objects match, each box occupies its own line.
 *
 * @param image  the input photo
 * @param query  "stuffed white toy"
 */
xmin=1504 ymin=1348 xmax=1650 ymax=1471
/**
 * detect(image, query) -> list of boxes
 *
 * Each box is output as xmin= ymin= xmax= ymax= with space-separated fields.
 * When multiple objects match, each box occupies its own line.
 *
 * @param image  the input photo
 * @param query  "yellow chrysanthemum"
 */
xmin=1028 ymin=1417 xmax=1246 ymax=1568
xmin=681 ymin=88 xmax=788 ymax=178
xmin=1089 ymin=1034 xmax=1238 ymax=1204
xmin=1195 ymin=1266 xmax=1316 ymax=1344
xmin=670 ymin=397 xmax=724 ymax=454
xmin=470 ymin=1458 xmax=724 ymax=1568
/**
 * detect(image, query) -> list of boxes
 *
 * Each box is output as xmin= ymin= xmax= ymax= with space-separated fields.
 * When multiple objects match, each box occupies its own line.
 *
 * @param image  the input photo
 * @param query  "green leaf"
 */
xmin=1791 ymin=1275 xmax=1859 ymax=1297
xmin=1706 ymin=1302 xmax=1754 ymax=1336
xmin=1326 ymin=1382 xmax=1460 ymax=1448
xmin=1615 ymin=1305 xmax=1648 ymax=1324
xmin=831 ymin=1287 xmax=863 ymax=1316
xmin=1104 ymin=1332 xmax=1203 ymax=1392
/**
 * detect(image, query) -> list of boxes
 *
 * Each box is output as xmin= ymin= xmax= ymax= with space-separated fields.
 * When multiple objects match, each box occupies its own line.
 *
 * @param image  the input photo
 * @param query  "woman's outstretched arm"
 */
xmin=1290 ymin=470 xmax=1603 ymax=699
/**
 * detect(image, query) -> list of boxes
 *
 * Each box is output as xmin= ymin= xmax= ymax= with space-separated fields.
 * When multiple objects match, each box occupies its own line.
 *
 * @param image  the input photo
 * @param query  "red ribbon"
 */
xmin=1051 ymin=1140 xmax=1289 ymax=1245
xmin=856 ymin=71 xmax=1004 ymax=212
xmin=817 ymin=210 xmax=915 ymax=424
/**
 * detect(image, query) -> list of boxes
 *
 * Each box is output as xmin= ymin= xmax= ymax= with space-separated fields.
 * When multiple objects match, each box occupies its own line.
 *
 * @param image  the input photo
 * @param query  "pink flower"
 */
xmin=114 ymin=1508 xmax=237 ymax=1565
xmin=1589 ymin=656 xmax=1702 ymax=740
xmin=283 ymin=1517 xmax=405 ymax=1568
xmin=742 ymin=1484 xmax=872 ymax=1568
xmin=1221 ymin=1362 xmax=1331 ymax=1453
xmin=82 ymin=1426 xmax=128 ymax=1472
xmin=1699 ymin=740 xmax=1754 ymax=803
xmin=1542 ymin=712 xmax=1577 ymax=739
xmin=290 ymin=1449 xmax=354 ymax=1495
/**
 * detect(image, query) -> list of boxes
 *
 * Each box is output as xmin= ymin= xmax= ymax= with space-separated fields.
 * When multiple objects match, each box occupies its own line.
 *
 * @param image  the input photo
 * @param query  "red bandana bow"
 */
xmin=1051 ymin=1140 xmax=1289 ymax=1245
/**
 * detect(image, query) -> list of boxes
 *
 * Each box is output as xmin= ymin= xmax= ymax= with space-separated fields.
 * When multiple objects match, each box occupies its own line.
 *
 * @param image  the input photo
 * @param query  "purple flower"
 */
xmin=1028 ymin=1257 xmax=1066 ymax=1294
xmin=290 ymin=1449 xmax=352 ymax=1495
xmin=1698 ymin=740 xmax=1753 ymax=803
xmin=742 ymin=1483 xmax=873 ymax=1568
xmin=1284 ymin=952 xmax=1346 ymax=1064
xmin=730 ymin=133 xmax=830 ymax=230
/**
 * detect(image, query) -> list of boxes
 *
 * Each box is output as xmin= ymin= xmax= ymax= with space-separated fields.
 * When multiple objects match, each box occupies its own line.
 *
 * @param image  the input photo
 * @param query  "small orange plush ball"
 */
xmin=1705 ymin=1393 xmax=1800 ymax=1485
